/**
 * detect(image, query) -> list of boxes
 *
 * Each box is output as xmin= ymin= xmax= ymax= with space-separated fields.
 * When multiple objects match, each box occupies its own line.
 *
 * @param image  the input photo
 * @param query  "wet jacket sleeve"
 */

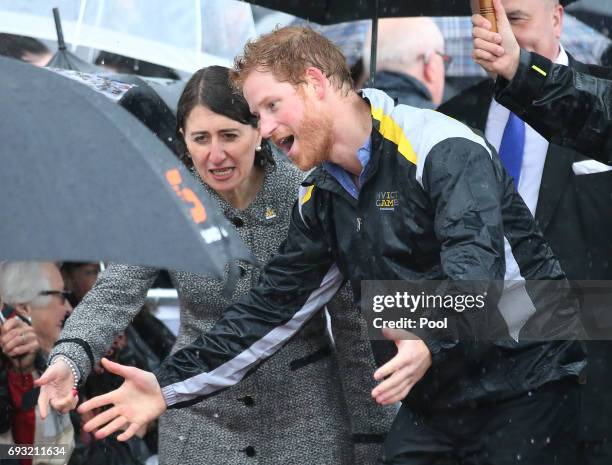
xmin=412 ymin=138 xmax=506 ymax=356
xmin=156 ymin=193 xmax=344 ymax=407
xmin=51 ymin=264 xmax=159 ymax=381
xmin=494 ymin=50 xmax=612 ymax=164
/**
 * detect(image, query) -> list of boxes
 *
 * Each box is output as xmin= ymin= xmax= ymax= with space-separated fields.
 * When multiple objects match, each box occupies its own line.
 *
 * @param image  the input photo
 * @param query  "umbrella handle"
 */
xmin=53 ymin=8 xmax=66 ymax=50
xmin=478 ymin=0 xmax=498 ymax=33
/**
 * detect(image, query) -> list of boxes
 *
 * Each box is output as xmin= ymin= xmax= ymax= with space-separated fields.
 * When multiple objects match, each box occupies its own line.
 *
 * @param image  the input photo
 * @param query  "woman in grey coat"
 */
xmin=39 ymin=66 xmax=393 ymax=464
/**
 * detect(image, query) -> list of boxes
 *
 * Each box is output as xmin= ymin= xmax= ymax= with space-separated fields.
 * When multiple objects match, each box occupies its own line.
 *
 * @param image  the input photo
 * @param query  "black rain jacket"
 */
xmin=155 ymin=89 xmax=585 ymax=413
xmin=495 ymin=50 xmax=612 ymax=165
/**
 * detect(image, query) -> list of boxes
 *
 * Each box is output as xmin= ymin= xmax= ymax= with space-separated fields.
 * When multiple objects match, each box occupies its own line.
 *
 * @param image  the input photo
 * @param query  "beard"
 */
xmin=291 ymin=96 xmax=334 ymax=172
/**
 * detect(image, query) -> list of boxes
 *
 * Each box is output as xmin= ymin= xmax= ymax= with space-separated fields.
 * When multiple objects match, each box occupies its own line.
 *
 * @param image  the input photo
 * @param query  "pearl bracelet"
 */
xmin=51 ymin=355 xmax=80 ymax=396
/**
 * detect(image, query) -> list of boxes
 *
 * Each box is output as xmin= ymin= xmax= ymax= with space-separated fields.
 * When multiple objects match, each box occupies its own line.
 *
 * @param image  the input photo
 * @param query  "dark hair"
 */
xmin=95 ymin=51 xmax=180 ymax=80
xmin=176 ymin=65 xmax=273 ymax=168
xmin=0 ymin=34 xmax=50 ymax=60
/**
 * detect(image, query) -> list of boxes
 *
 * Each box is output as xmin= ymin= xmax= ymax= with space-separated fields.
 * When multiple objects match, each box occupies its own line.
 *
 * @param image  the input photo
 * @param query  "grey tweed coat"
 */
xmin=52 ymin=159 xmax=394 ymax=465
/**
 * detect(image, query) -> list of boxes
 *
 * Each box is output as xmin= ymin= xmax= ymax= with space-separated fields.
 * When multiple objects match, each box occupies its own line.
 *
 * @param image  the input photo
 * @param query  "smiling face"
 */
xmin=242 ymin=69 xmax=333 ymax=172
xmin=183 ymin=104 xmax=262 ymax=194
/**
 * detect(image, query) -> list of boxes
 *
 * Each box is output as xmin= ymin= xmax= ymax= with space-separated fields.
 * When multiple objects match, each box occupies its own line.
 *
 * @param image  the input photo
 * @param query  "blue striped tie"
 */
xmin=498 ymin=112 xmax=526 ymax=189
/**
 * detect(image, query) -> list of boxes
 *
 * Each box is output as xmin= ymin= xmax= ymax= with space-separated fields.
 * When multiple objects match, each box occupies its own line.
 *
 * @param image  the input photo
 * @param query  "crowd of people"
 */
xmin=2 ymin=0 xmax=612 ymax=464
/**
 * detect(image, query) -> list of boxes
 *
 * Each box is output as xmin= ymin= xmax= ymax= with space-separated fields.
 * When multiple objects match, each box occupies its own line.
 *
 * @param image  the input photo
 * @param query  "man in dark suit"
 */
xmin=439 ymin=0 xmax=612 ymax=462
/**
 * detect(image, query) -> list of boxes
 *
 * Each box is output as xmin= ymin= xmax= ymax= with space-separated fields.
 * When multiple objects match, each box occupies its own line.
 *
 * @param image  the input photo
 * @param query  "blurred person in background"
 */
xmin=61 ymin=263 xmax=100 ymax=308
xmin=0 ymin=261 xmax=74 ymax=465
xmin=0 ymin=34 xmax=52 ymax=67
xmin=38 ymin=66 xmax=394 ymax=465
xmin=442 ymin=1 xmax=612 ymax=462
xmin=363 ymin=17 xmax=448 ymax=109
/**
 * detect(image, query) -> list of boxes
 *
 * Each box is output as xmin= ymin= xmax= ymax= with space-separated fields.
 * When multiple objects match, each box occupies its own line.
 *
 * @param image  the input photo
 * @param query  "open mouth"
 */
xmin=275 ymin=135 xmax=295 ymax=155
xmin=209 ymin=167 xmax=235 ymax=177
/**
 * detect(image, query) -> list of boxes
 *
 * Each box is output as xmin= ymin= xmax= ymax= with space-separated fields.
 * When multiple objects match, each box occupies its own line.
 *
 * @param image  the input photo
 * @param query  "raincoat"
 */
xmin=155 ymin=88 xmax=585 ymax=415
xmin=495 ymin=50 xmax=612 ymax=164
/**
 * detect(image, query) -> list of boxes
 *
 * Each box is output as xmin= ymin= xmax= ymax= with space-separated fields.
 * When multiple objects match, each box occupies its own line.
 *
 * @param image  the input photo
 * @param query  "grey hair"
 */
xmin=0 ymin=261 xmax=52 ymax=308
xmin=363 ymin=17 xmax=445 ymax=73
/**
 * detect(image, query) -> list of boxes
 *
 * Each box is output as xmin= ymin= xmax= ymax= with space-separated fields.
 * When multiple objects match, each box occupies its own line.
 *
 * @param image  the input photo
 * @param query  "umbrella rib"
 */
xmin=72 ymin=0 xmax=88 ymax=52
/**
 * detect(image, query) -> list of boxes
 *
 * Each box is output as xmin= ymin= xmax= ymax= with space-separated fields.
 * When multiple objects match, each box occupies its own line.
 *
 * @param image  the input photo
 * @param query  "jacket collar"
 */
xmin=372 ymin=70 xmax=434 ymax=106
xmin=303 ymin=89 xmax=394 ymax=199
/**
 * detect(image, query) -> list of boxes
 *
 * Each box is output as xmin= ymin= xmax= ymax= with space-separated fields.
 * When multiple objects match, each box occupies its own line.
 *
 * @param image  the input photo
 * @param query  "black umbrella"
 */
xmin=0 ymin=56 xmax=252 ymax=277
xmin=244 ymin=0 xmax=576 ymax=81
xmin=103 ymin=73 xmax=184 ymax=154
xmin=42 ymin=8 xmax=181 ymax=155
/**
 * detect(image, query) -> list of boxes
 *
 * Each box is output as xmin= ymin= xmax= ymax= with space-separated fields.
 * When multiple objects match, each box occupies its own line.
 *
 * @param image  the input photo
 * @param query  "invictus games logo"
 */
xmin=375 ymin=191 xmax=399 ymax=211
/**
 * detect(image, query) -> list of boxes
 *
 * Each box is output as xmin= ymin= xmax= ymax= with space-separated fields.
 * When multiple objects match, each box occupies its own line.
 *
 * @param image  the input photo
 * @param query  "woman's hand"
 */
xmin=36 ymin=358 xmax=79 ymax=418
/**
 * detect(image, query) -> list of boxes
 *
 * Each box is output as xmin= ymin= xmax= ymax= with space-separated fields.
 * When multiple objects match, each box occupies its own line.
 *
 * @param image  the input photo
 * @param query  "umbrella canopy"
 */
xmin=0 ymin=0 xmax=256 ymax=73
xmin=0 ymin=56 xmax=252 ymax=277
xmin=47 ymin=47 xmax=98 ymax=72
xmin=245 ymin=0 xmax=576 ymax=80
xmin=244 ymin=0 xmax=577 ymax=23
xmin=243 ymin=0 xmax=473 ymax=24
xmin=42 ymin=6 xmax=184 ymax=157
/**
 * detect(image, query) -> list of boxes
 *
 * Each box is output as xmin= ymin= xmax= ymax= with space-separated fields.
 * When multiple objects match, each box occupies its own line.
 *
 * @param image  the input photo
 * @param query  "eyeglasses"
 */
xmin=422 ymin=51 xmax=453 ymax=72
xmin=38 ymin=290 xmax=72 ymax=304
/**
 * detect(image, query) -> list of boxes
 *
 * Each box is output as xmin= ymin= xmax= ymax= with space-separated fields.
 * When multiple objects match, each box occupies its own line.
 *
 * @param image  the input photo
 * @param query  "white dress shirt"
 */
xmin=486 ymin=46 xmax=568 ymax=283
xmin=485 ymin=45 xmax=569 ymax=216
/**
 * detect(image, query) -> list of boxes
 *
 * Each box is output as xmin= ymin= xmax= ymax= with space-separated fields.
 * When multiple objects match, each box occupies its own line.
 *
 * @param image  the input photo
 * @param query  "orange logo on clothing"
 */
xmin=166 ymin=169 xmax=207 ymax=224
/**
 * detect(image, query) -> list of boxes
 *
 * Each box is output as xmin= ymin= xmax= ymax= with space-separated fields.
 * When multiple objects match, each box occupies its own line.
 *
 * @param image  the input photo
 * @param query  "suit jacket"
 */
xmin=438 ymin=58 xmax=612 ymax=440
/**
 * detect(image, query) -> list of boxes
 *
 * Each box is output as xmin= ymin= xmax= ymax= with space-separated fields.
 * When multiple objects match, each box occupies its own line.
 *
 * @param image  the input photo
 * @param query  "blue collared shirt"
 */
xmin=322 ymin=136 xmax=371 ymax=199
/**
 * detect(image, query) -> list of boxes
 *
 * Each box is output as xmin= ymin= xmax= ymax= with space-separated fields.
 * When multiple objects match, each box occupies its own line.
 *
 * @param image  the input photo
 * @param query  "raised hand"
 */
xmin=472 ymin=0 xmax=521 ymax=80
xmin=371 ymin=328 xmax=432 ymax=405
xmin=78 ymin=358 xmax=167 ymax=441
xmin=35 ymin=358 xmax=78 ymax=418
xmin=0 ymin=317 xmax=39 ymax=371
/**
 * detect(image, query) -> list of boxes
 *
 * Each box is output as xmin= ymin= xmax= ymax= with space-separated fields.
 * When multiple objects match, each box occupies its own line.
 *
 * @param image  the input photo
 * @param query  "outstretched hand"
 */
xmin=371 ymin=328 xmax=431 ymax=405
xmin=472 ymin=0 xmax=521 ymax=80
xmin=78 ymin=358 xmax=167 ymax=441
xmin=36 ymin=359 xmax=78 ymax=419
